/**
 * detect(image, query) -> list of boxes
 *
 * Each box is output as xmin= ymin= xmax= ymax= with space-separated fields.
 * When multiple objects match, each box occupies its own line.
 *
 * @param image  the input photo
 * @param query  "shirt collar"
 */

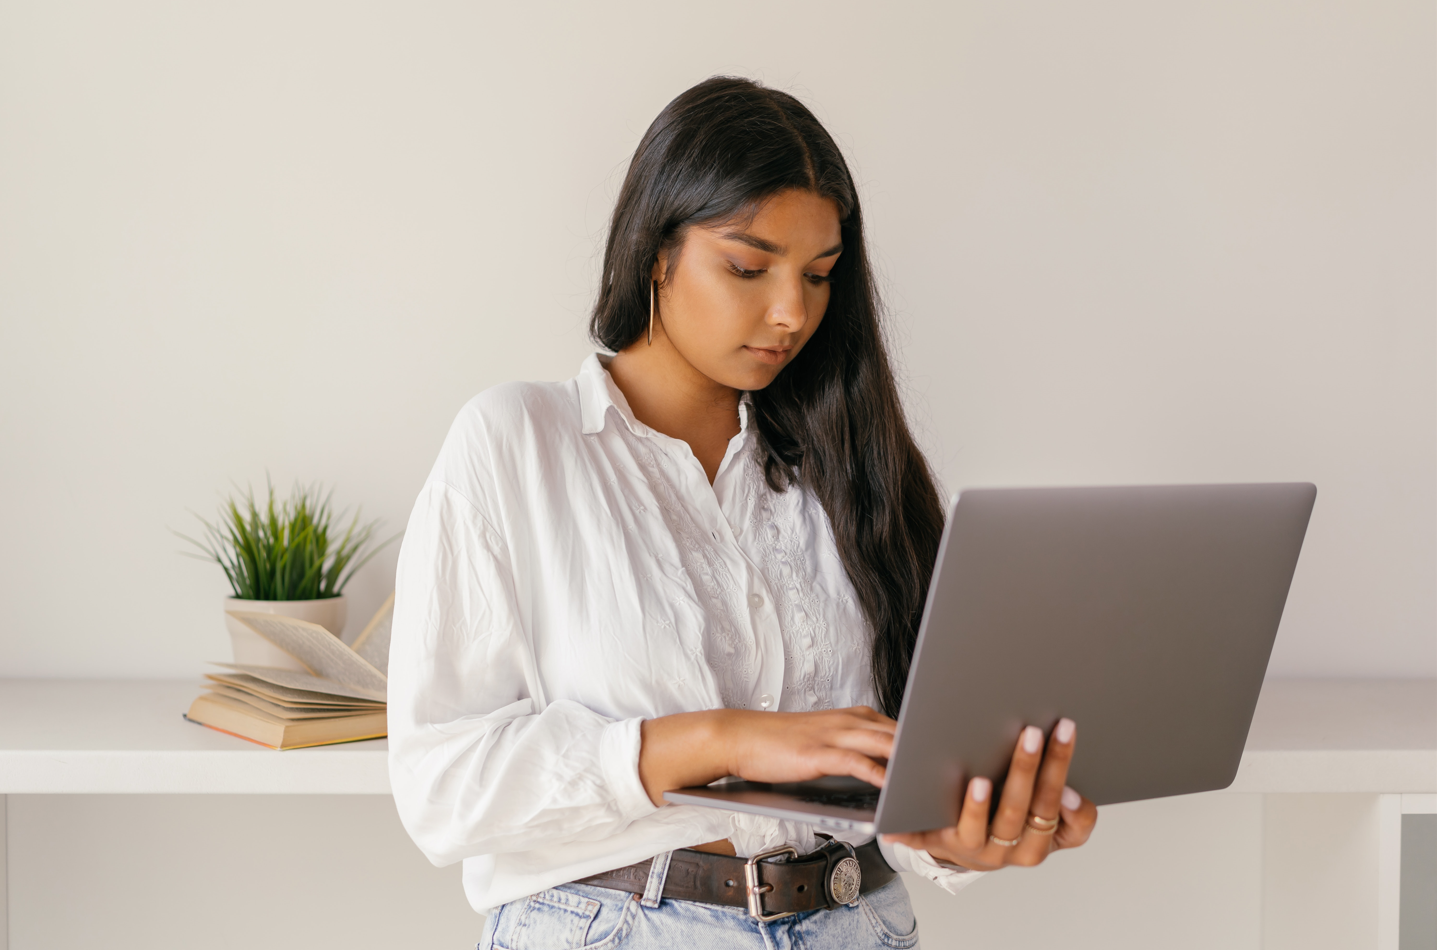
xmin=577 ymin=352 xmax=753 ymax=440
xmin=578 ymin=353 xmax=642 ymax=436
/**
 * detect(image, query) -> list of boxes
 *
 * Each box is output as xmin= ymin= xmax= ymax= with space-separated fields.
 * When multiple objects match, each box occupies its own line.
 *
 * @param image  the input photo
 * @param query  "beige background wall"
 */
xmin=7 ymin=791 xmax=1396 ymax=950
xmin=9 ymin=791 xmax=1265 ymax=950
xmin=0 ymin=3 xmax=1430 ymax=948
xmin=0 ymin=0 xmax=1432 ymax=680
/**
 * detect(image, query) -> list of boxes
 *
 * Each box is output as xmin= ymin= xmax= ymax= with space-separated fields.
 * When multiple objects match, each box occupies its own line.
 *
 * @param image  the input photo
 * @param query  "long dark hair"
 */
xmin=590 ymin=76 xmax=944 ymax=718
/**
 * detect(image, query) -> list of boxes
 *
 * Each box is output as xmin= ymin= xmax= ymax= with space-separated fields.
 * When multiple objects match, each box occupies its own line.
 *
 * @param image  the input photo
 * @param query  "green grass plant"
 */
xmin=177 ymin=480 xmax=397 ymax=601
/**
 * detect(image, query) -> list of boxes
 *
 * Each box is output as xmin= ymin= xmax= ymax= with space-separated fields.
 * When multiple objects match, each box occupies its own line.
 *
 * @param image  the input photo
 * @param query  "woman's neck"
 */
xmin=607 ymin=333 xmax=742 ymax=485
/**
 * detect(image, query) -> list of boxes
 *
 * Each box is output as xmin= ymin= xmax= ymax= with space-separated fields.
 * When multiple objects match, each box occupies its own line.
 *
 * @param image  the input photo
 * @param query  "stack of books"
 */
xmin=186 ymin=595 xmax=392 ymax=750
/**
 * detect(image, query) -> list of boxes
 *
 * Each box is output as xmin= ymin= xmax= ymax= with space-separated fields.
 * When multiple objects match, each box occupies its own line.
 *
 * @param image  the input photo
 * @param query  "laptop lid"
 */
xmin=873 ymin=482 xmax=1315 ymax=833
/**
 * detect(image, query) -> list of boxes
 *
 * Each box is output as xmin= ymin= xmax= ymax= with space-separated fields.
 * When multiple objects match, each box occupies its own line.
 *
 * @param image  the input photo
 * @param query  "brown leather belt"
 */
xmin=576 ymin=838 xmax=895 ymax=921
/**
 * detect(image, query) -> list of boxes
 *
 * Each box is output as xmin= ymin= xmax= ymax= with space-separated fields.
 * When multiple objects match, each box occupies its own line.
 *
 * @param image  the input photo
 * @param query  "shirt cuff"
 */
xmin=599 ymin=716 xmax=661 ymax=823
xmin=877 ymin=837 xmax=987 ymax=896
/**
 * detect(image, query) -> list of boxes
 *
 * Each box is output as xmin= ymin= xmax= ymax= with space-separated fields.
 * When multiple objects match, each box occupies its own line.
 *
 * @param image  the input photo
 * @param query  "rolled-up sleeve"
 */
xmin=387 ymin=480 xmax=658 ymax=867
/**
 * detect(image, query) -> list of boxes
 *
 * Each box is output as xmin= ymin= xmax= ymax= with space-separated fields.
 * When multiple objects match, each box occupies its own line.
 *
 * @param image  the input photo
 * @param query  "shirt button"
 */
xmin=758 ymin=694 xmax=775 ymax=710
xmin=748 ymin=593 xmax=765 ymax=610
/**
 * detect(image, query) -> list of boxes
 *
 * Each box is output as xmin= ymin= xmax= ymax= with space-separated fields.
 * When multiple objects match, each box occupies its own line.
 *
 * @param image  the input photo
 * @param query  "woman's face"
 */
xmin=653 ymin=188 xmax=842 ymax=393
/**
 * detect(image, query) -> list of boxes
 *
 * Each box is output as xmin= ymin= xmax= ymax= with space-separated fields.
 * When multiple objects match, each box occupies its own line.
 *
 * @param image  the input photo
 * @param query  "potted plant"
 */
xmin=178 ymin=481 xmax=397 ymax=671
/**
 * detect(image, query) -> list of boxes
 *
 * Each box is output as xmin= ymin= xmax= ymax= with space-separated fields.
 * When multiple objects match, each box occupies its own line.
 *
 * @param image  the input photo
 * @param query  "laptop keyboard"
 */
xmin=796 ymin=787 xmax=881 ymax=810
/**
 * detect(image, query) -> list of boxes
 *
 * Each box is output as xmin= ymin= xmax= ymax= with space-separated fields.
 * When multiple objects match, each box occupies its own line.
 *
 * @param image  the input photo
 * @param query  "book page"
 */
xmin=226 ymin=611 xmax=387 ymax=697
xmin=211 ymin=662 xmax=387 ymax=703
xmin=349 ymin=592 xmax=394 ymax=677
xmin=205 ymin=684 xmax=377 ymax=720
xmin=204 ymin=672 xmax=384 ymax=707
xmin=188 ymin=693 xmax=387 ymax=750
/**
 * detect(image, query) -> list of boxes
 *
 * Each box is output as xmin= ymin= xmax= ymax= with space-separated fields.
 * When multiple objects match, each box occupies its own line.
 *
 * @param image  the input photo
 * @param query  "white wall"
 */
xmin=13 ymin=790 xmax=1417 ymax=949
xmin=10 ymin=791 xmax=1266 ymax=950
xmin=0 ymin=3 xmax=1431 ymax=678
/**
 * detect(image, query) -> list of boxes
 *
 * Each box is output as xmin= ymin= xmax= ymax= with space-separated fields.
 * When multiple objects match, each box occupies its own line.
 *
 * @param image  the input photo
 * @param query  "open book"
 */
xmin=184 ymin=593 xmax=394 ymax=750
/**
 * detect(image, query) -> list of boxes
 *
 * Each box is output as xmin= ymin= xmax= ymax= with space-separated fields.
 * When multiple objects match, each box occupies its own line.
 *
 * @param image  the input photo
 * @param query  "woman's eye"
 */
xmin=727 ymin=263 xmax=763 ymax=278
xmin=805 ymin=273 xmax=834 ymax=285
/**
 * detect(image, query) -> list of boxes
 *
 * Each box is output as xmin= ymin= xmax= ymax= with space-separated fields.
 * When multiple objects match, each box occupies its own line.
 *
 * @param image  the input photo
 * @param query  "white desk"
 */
xmin=0 ymin=679 xmax=389 ymax=795
xmin=1 ymin=678 xmax=1430 ymax=796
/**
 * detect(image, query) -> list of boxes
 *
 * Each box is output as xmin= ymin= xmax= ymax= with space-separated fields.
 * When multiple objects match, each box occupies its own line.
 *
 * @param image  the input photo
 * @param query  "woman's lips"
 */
xmin=744 ymin=345 xmax=791 ymax=365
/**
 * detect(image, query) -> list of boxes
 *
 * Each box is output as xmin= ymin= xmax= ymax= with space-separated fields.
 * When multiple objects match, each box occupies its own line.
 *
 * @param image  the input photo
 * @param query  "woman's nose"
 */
xmin=765 ymin=277 xmax=809 ymax=332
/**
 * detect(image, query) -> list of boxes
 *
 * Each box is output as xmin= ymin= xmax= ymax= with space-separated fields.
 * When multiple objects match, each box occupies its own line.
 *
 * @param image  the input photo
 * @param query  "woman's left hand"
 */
xmin=882 ymin=717 xmax=1098 ymax=871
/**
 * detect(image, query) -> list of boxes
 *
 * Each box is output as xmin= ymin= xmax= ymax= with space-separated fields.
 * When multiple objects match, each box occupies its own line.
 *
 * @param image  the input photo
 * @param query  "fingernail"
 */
xmin=1062 ymin=786 xmax=1081 ymax=810
xmin=970 ymin=777 xmax=991 ymax=803
xmin=1022 ymin=726 xmax=1043 ymax=754
xmin=1055 ymin=718 xmax=1075 ymax=744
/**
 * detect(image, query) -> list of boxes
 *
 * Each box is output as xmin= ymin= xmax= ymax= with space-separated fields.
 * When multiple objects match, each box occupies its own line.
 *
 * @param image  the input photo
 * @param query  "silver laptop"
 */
xmin=665 ymin=483 xmax=1316 ymax=834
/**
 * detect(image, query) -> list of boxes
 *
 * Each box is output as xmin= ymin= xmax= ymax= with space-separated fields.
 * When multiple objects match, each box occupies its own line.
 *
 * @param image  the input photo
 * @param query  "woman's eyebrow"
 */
xmin=717 ymin=230 xmax=843 ymax=260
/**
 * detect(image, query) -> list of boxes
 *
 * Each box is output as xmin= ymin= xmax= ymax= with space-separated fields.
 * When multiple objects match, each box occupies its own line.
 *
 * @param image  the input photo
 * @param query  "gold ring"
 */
xmin=1025 ymin=815 xmax=1059 ymax=834
xmin=988 ymin=832 xmax=1023 ymax=847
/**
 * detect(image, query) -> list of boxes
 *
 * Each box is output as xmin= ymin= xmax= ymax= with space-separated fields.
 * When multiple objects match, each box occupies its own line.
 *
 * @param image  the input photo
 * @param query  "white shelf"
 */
xmin=1229 ymin=678 xmax=1436 ymax=793
xmin=0 ymin=678 xmax=1431 ymax=796
xmin=0 ymin=680 xmax=389 ymax=794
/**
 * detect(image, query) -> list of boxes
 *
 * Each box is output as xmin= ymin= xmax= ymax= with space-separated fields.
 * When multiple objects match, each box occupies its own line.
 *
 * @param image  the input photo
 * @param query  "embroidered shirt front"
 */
xmin=388 ymin=354 xmax=980 ymax=913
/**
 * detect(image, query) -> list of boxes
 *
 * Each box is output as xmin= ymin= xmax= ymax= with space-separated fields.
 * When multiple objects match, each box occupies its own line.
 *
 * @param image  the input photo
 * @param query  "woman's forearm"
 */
xmin=638 ymin=710 xmax=735 ymax=807
xmin=637 ymin=706 xmax=897 ymax=808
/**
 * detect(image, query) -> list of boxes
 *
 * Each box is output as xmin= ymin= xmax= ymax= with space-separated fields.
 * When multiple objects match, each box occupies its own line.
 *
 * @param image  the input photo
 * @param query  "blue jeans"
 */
xmin=478 ymin=852 xmax=920 ymax=950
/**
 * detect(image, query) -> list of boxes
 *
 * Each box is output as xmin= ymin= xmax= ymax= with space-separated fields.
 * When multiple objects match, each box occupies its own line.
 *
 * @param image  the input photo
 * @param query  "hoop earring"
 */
xmin=648 ymin=279 xmax=655 ymax=346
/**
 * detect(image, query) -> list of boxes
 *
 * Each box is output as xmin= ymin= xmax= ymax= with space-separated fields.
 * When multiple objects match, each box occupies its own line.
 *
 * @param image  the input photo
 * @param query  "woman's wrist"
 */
xmin=638 ymin=710 xmax=734 ymax=807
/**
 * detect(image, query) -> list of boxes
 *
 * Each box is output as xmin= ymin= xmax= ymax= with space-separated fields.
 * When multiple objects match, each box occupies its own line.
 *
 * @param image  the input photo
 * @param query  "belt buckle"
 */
xmin=825 ymin=840 xmax=863 ymax=908
xmin=744 ymin=846 xmax=799 ymax=922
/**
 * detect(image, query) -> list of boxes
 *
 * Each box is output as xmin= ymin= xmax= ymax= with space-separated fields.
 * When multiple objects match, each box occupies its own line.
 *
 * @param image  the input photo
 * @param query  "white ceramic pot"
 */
xmin=224 ymin=595 xmax=347 ymax=672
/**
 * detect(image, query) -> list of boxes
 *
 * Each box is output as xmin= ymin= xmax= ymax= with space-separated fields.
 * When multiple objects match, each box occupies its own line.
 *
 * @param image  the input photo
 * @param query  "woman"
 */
xmin=390 ymin=76 xmax=1098 ymax=949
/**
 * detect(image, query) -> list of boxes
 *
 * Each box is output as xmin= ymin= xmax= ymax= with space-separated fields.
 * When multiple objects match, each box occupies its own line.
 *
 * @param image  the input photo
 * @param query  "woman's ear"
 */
xmin=651 ymin=251 xmax=666 ymax=284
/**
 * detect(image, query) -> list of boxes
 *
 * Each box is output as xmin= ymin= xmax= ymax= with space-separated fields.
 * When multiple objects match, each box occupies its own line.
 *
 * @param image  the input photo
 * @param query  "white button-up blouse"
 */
xmin=389 ymin=354 xmax=980 ymax=912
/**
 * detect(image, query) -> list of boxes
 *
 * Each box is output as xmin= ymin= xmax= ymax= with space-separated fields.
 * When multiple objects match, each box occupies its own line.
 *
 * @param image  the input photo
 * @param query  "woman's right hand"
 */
xmin=638 ymin=706 xmax=896 ymax=807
